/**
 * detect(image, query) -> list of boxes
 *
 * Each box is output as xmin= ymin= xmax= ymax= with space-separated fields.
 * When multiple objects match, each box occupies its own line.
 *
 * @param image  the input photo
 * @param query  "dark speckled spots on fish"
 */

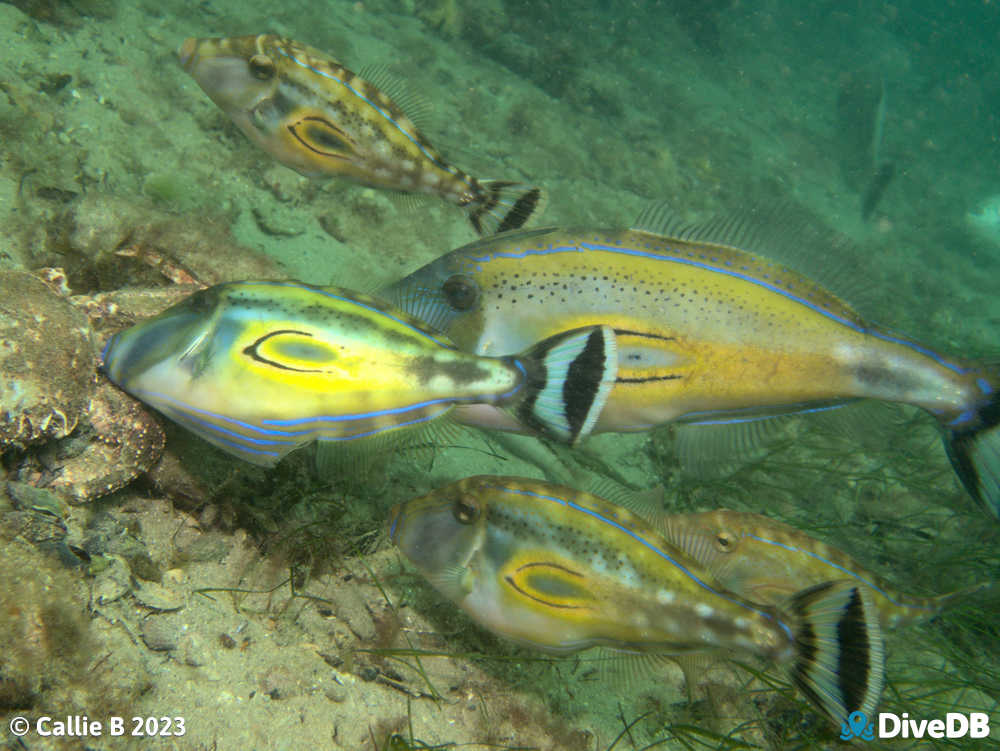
xmin=405 ymin=355 xmax=496 ymax=388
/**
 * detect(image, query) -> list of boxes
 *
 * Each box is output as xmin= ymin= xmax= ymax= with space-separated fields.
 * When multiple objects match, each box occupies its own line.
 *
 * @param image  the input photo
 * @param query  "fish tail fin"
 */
xmin=508 ymin=325 xmax=618 ymax=445
xmin=783 ymin=581 xmax=885 ymax=728
xmin=942 ymin=364 xmax=1000 ymax=518
xmin=466 ymin=180 xmax=544 ymax=235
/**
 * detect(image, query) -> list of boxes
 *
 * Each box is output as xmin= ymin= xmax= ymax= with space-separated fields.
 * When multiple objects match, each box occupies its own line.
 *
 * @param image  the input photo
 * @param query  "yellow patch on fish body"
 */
xmin=178 ymin=35 xmax=542 ymax=235
xmin=661 ymin=509 xmax=990 ymax=629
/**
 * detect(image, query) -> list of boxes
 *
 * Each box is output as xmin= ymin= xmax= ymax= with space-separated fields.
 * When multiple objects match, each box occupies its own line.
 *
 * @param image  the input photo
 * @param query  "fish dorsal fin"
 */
xmin=586 ymin=479 xmax=671 ymax=536
xmin=631 ymin=202 xmax=877 ymax=319
xmin=659 ymin=511 xmax=742 ymax=585
xmin=358 ymin=64 xmax=434 ymax=135
xmin=318 ymin=285 xmax=456 ymax=347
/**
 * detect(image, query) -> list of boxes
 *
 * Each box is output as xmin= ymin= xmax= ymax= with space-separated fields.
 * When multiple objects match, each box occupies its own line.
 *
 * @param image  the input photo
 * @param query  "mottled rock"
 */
xmin=6 ymin=481 xmax=68 ymax=517
xmin=133 ymin=579 xmax=184 ymax=611
xmin=332 ymin=583 xmax=377 ymax=642
xmin=90 ymin=554 xmax=131 ymax=604
xmin=141 ymin=613 xmax=183 ymax=651
xmin=179 ymin=632 xmax=207 ymax=667
xmin=260 ymin=665 xmax=303 ymax=700
xmin=0 ymin=270 xmax=95 ymax=450
xmin=65 ymin=192 xmax=287 ymax=289
xmin=45 ymin=383 xmax=165 ymax=503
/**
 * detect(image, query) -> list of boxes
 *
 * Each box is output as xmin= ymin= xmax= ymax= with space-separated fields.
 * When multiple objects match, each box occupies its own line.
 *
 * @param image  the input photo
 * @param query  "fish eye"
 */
xmin=452 ymin=494 xmax=481 ymax=524
xmin=442 ymin=275 xmax=479 ymax=311
xmin=248 ymin=54 xmax=276 ymax=80
xmin=715 ymin=532 xmax=735 ymax=552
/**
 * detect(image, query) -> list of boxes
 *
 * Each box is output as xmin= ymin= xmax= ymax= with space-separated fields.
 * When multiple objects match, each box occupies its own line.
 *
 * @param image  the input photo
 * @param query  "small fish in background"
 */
xmin=383 ymin=207 xmax=1000 ymax=521
xmin=178 ymin=34 xmax=543 ymax=236
xmin=835 ymin=70 xmax=895 ymax=219
xmin=100 ymin=281 xmax=617 ymax=466
xmin=388 ymin=475 xmax=885 ymax=728
xmin=658 ymin=508 xmax=992 ymax=630
xmin=966 ymin=194 xmax=1000 ymax=250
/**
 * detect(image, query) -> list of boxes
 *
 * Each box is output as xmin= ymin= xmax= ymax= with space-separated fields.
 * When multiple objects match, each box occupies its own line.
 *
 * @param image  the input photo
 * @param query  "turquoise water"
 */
xmin=0 ymin=1 xmax=998 ymax=749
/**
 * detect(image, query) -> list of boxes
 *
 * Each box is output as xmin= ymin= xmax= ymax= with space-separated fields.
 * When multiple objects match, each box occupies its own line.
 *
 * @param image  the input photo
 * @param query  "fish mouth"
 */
xmin=177 ymin=38 xmax=199 ymax=71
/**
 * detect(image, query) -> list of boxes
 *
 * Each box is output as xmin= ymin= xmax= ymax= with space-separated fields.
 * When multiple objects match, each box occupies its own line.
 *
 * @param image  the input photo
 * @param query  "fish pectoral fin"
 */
xmin=429 ymin=564 xmax=475 ymax=597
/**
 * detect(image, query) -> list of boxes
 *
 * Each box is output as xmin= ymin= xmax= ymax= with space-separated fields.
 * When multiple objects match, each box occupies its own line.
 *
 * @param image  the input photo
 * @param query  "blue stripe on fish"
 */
xmin=136 ymin=389 xmax=472 ymax=432
xmin=488 ymin=482 xmax=795 ymax=640
xmin=684 ymin=403 xmax=849 ymax=426
xmin=467 ymin=242 xmax=970 ymax=375
xmin=316 ymin=406 xmax=453 ymax=441
xmin=745 ymin=534 xmax=933 ymax=612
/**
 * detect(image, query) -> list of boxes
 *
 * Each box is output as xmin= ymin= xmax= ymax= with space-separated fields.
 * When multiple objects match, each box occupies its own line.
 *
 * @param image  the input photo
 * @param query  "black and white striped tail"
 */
xmin=467 ymin=180 xmax=544 ymax=236
xmin=512 ymin=325 xmax=618 ymax=445
xmin=785 ymin=580 xmax=885 ymax=728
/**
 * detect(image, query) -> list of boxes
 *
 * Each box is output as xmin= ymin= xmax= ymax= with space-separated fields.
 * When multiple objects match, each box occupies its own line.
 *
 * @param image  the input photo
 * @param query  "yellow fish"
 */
xmin=658 ymin=508 xmax=991 ymax=629
xmin=385 ymin=212 xmax=1000 ymax=518
xmin=100 ymin=281 xmax=617 ymax=465
xmin=178 ymin=34 xmax=543 ymax=236
xmin=388 ymin=475 xmax=885 ymax=727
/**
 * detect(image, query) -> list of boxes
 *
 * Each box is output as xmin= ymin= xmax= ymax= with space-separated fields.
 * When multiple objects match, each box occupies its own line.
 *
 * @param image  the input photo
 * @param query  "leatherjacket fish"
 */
xmin=178 ymin=34 xmax=542 ymax=236
xmin=100 ymin=282 xmax=617 ymax=465
xmin=658 ymin=509 xmax=991 ymax=629
xmin=388 ymin=476 xmax=885 ymax=728
xmin=384 ymin=211 xmax=1000 ymax=519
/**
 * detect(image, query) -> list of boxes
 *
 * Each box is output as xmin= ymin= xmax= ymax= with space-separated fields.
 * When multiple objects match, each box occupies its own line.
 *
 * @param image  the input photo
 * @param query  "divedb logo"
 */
xmin=840 ymin=710 xmax=992 ymax=741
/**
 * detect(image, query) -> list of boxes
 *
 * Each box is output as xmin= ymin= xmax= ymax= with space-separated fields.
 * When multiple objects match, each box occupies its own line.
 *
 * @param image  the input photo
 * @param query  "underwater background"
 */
xmin=1 ymin=0 xmax=998 ymax=749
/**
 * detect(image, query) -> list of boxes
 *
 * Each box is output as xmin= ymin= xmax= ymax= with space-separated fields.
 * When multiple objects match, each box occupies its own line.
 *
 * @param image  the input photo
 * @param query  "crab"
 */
xmin=2 ymin=191 xmax=290 ymax=504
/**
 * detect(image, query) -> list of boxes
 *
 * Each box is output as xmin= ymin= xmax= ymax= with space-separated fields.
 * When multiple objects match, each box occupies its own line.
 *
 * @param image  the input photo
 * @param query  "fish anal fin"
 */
xmin=313 ymin=411 xmax=457 ymax=488
xmin=590 ymin=648 xmax=684 ymax=698
xmin=675 ymin=412 xmax=794 ymax=479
